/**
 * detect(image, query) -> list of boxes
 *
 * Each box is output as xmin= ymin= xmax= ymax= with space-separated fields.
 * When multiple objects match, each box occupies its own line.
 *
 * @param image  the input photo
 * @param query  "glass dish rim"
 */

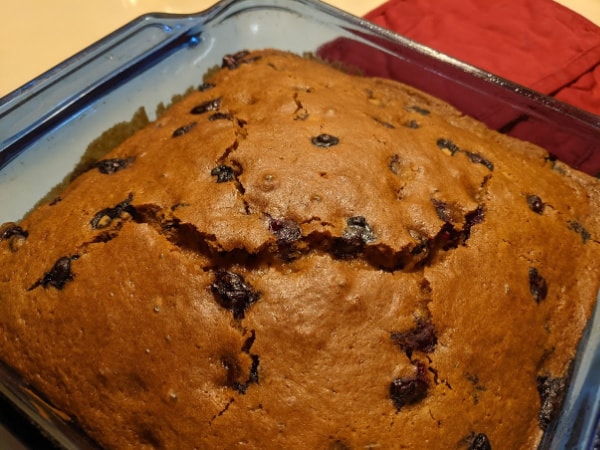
xmin=0 ymin=1 xmax=597 ymax=449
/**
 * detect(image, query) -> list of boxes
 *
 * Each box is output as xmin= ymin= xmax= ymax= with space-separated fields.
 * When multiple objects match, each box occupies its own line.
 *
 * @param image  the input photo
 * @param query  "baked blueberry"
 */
xmin=567 ymin=220 xmax=591 ymax=243
xmin=29 ymin=255 xmax=76 ymax=291
xmin=211 ymin=270 xmax=260 ymax=319
xmin=373 ymin=117 xmax=395 ymax=129
xmin=345 ymin=216 xmax=376 ymax=243
xmin=408 ymin=105 xmax=430 ymax=115
xmin=464 ymin=151 xmax=494 ymax=171
xmin=436 ymin=138 xmax=460 ymax=155
xmin=96 ymin=157 xmax=134 ymax=174
xmin=431 ymin=199 xmax=452 ymax=223
xmin=469 ymin=433 xmax=492 ymax=450
xmin=221 ymin=50 xmax=260 ymax=69
xmin=208 ymin=112 xmax=233 ymax=121
xmin=211 ymin=165 xmax=236 ymax=183
xmin=90 ymin=195 xmax=137 ymax=229
xmin=537 ymin=375 xmax=567 ymax=431
xmin=268 ymin=217 xmax=301 ymax=243
xmin=526 ymin=194 xmax=544 ymax=214
xmin=311 ymin=134 xmax=339 ymax=148
xmin=391 ymin=318 xmax=437 ymax=357
xmin=190 ymin=98 xmax=222 ymax=115
xmin=222 ymin=50 xmax=250 ymax=69
xmin=529 ymin=268 xmax=548 ymax=303
xmin=172 ymin=122 xmax=197 ymax=137
xmin=0 ymin=224 xmax=28 ymax=241
xmin=334 ymin=216 xmax=377 ymax=259
xmin=390 ymin=362 xmax=429 ymax=410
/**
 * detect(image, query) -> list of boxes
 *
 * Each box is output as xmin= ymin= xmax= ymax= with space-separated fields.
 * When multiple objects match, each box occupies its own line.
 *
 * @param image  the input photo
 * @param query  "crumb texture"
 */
xmin=0 ymin=49 xmax=599 ymax=450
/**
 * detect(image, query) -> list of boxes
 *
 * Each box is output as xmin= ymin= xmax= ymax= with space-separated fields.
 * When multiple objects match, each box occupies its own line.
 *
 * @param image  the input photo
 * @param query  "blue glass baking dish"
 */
xmin=0 ymin=0 xmax=598 ymax=448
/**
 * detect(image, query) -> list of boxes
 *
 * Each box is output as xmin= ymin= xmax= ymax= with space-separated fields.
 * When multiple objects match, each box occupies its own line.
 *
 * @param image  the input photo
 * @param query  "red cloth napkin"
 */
xmin=363 ymin=0 xmax=600 ymax=116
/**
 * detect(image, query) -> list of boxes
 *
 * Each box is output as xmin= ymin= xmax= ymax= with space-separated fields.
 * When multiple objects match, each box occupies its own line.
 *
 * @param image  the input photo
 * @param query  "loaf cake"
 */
xmin=0 ymin=49 xmax=599 ymax=449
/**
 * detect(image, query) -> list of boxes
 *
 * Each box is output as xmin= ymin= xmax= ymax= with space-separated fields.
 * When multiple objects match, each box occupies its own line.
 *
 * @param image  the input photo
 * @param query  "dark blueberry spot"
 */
xmin=311 ymin=134 xmax=339 ymax=148
xmin=431 ymin=199 xmax=452 ymax=223
xmin=190 ymin=98 xmax=222 ymax=115
xmin=333 ymin=216 xmax=376 ymax=259
xmin=389 ymin=362 xmax=429 ymax=410
xmin=469 ymin=433 xmax=492 ymax=450
xmin=221 ymin=51 xmax=260 ymax=70
xmin=464 ymin=151 xmax=494 ymax=171
xmin=0 ymin=224 xmax=29 ymax=252
xmin=211 ymin=165 xmax=236 ymax=183
xmin=1 ymin=224 xmax=28 ymax=241
xmin=537 ymin=375 xmax=567 ymax=431
xmin=268 ymin=217 xmax=302 ymax=261
xmin=408 ymin=105 xmax=430 ymax=115
xmin=526 ymin=194 xmax=545 ymax=214
xmin=211 ymin=270 xmax=260 ymax=319
xmin=268 ymin=217 xmax=301 ymax=243
xmin=198 ymin=82 xmax=215 ymax=91
xmin=529 ymin=268 xmax=548 ymax=303
xmin=388 ymin=154 xmax=401 ymax=175
xmin=208 ymin=112 xmax=233 ymax=121
xmin=29 ymin=256 xmax=75 ymax=291
xmin=373 ymin=117 xmax=395 ymax=129
xmin=403 ymin=119 xmax=420 ymax=129
xmin=222 ymin=50 xmax=250 ymax=69
xmin=436 ymin=138 xmax=460 ymax=155
xmin=391 ymin=318 xmax=437 ymax=357
xmin=172 ymin=122 xmax=197 ymax=137
xmin=49 ymin=197 xmax=62 ymax=206
xmin=567 ymin=220 xmax=591 ymax=243
xmin=390 ymin=377 xmax=428 ymax=410
xmin=346 ymin=216 xmax=377 ymax=241
xmin=96 ymin=157 xmax=134 ymax=174
xmin=90 ymin=194 xmax=137 ymax=230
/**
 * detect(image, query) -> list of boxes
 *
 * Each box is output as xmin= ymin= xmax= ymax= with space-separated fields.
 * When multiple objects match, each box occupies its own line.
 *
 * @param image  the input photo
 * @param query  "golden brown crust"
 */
xmin=0 ymin=49 xmax=599 ymax=449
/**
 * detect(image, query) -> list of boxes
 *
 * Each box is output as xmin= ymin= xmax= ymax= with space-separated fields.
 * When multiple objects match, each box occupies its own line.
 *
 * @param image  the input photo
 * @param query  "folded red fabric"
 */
xmin=554 ymin=64 xmax=600 ymax=114
xmin=364 ymin=0 xmax=600 ymax=115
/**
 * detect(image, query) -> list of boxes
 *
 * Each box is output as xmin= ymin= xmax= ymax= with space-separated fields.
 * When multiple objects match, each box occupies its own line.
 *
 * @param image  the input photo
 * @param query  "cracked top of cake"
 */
xmin=0 ymin=49 xmax=599 ymax=449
